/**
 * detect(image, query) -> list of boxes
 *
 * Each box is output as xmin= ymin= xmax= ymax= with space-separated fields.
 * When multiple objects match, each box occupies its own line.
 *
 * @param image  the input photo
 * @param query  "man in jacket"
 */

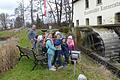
xmin=28 ymin=24 xmax=37 ymax=49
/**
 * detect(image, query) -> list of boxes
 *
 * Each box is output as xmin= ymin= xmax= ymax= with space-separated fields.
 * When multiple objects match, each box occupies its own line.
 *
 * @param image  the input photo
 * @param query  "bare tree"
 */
xmin=71 ymin=0 xmax=73 ymax=24
xmin=55 ymin=0 xmax=59 ymax=26
xmin=47 ymin=1 xmax=56 ymax=23
xmin=0 ymin=13 xmax=8 ymax=29
xmin=15 ymin=8 xmax=19 ymax=16
xmin=30 ymin=0 xmax=34 ymax=24
xmin=59 ymin=0 xmax=63 ymax=26
xmin=49 ymin=0 xmax=73 ymax=27
xmin=39 ymin=0 xmax=44 ymax=22
xmin=64 ymin=0 xmax=68 ymax=22
xmin=21 ymin=0 xmax=25 ymax=26
xmin=54 ymin=0 xmax=63 ymax=27
xmin=14 ymin=16 xmax=23 ymax=28
xmin=14 ymin=0 xmax=25 ymax=27
xmin=36 ymin=13 xmax=43 ymax=28
xmin=63 ymin=0 xmax=73 ymax=27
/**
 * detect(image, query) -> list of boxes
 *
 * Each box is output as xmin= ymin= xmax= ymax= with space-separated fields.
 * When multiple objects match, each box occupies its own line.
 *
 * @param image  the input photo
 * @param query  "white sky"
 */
xmin=0 ymin=0 xmax=72 ymax=23
xmin=0 ymin=0 xmax=29 ymax=15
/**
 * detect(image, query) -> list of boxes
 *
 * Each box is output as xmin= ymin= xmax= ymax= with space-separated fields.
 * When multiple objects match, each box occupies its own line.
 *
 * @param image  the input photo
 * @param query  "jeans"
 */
xmin=64 ymin=53 xmax=69 ymax=65
xmin=48 ymin=54 xmax=53 ymax=69
xmin=32 ymin=41 xmax=37 ymax=49
xmin=53 ymin=50 xmax=62 ymax=66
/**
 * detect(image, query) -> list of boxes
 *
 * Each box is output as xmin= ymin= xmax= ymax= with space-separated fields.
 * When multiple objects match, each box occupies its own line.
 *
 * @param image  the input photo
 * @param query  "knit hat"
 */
xmin=55 ymin=31 xmax=61 ymax=36
xmin=68 ymin=35 xmax=73 ymax=39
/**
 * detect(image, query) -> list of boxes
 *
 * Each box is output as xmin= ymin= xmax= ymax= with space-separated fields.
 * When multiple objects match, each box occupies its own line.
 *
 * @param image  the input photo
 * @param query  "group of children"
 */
xmin=38 ymin=31 xmax=75 ymax=71
xmin=28 ymin=25 xmax=87 ymax=79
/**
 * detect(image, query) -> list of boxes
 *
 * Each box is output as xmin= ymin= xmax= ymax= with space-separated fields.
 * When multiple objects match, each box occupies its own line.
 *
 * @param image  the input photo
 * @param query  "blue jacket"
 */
xmin=28 ymin=29 xmax=37 ymax=41
xmin=46 ymin=39 xmax=56 ymax=55
xmin=54 ymin=39 xmax=62 ymax=46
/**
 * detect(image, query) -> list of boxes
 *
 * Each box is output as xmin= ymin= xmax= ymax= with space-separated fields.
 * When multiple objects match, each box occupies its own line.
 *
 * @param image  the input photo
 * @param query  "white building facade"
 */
xmin=73 ymin=0 xmax=120 ymax=27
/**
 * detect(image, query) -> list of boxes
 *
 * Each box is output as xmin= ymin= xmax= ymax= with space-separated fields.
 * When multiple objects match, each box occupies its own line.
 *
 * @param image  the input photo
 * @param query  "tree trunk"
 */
xmin=30 ymin=0 xmax=34 ymax=24
xmin=47 ymin=2 xmax=56 ymax=23
xmin=72 ymin=0 xmax=73 ymax=23
xmin=68 ymin=4 xmax=71 ymax=25
xmin=55 ymin=0 xmax=60 ymax=26
xmin=64 ymin=3 xmax=68 ymax=22
xmin=59 ymin=0 xmax=63 ymax=27
xmin=39 ymin=0 xmax=44 ymax=22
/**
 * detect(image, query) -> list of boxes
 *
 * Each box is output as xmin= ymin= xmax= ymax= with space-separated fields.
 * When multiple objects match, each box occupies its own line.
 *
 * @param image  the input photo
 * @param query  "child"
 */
xmin=42 ymin=32 xmax=48 ymax=53
xmin=67 ymin=35 xmax=75 ymax=64
xmin=61 ymin=38 xmax=69 ymax=66
xmin=67 ymin=35 xmax=75 ymax=51
xmin=36 ymin=35 xmax=43 ymax=55
xmin=46 ymin=33 xmax=56 ymax=71
xmin=53 ymin=33 xmax=63 ymax=67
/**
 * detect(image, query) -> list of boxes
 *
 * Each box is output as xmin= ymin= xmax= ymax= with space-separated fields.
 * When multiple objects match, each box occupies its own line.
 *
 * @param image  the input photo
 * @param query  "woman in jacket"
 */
xmin=46 ymin=33 xmax=56 ymax=71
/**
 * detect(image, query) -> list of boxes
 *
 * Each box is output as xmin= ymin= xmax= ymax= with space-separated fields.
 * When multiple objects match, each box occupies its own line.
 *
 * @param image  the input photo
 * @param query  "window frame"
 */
xmin=115 ymin=13 xmax=120 ymax=24
xmin=76 ymin=20 xmax=79 ymax=26
xmin=97 ymin=0 xmax=102 ymax=5
xmin=85 ymin=0 xmax=89 ymax=9
xmin=97 ymin=16 xmax=102 ymax=25
xmin=86 ymin=18 xmax=89 ymax=25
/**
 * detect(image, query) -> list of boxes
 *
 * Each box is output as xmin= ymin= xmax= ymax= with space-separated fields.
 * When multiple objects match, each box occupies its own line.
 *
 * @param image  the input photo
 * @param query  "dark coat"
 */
xmin=61 ymin=43 xmax=69 ymax=56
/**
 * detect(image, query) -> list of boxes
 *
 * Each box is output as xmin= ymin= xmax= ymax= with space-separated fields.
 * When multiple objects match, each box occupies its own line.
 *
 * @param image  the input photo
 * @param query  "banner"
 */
xmin=44 ymin=0 xmax=46 ymax=16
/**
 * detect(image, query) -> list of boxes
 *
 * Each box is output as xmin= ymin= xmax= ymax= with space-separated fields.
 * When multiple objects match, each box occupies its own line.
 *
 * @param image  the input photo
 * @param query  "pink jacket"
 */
xmin=67 ymin=38 xmax=75 ymax=50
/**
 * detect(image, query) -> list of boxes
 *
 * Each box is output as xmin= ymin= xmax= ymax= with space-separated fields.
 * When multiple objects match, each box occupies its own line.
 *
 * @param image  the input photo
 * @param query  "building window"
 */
xmin=85 ymin=0 xmax=89 ymax=9
xmin=97 ymin=0 xmax=102 ymax=4
xmin=97 ymin=16 xmax=102 ymax=25
xmin=76 ymin=20 xmax=79 ymax=26
xmin=115 ymin=13 xmax=120 ymax=24
xmin=86 ymin=18 xmax=89 ymax=25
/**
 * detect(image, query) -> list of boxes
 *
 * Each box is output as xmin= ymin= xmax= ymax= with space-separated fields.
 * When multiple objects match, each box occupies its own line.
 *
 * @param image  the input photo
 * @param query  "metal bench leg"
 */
xmin=19 ymin=53 xmax=22 ymax=61
xmin=32 ymin=62 xmax=38 ymax=70
xmin=19 ymin=56 xmax=22 ymax=61
xmin=26 ymin=55 xmax=29 ymax=59
xmin=19 ymin=55 xmax=29 ymax=61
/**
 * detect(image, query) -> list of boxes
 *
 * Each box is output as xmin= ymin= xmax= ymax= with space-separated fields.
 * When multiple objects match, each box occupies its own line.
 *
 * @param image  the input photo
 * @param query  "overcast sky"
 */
xmin=0 ymin=0 xmax=29 ymax=15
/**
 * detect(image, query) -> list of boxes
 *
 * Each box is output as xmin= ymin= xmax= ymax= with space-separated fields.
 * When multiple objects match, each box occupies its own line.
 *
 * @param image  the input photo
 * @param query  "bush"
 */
xmin=0 ymin=41 xmax=19 ymax=73
xmin=59 ymin=27 xmax=71 ymax=34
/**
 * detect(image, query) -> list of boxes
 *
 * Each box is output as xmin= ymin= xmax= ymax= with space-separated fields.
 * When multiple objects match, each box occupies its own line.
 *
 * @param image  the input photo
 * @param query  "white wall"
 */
xmin=73 ymin=0 xmax=85 ymax=26
xmin=73 ymin=0 xmax=120 ymax=27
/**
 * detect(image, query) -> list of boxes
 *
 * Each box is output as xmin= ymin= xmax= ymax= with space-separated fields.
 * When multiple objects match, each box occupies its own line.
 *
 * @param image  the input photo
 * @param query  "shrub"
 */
xmin=0 ymin=41 xmax=19 ymax=73
xmin=59 ymin=27 xmax=70 ymax=34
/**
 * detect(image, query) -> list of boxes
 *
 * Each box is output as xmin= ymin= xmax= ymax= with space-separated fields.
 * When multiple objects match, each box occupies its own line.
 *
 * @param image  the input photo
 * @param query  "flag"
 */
xmin=44 ymin=0 xmax=46 ymax=16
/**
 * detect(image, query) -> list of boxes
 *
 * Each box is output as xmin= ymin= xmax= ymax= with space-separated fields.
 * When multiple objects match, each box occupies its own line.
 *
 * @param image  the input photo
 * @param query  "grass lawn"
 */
xmin=0 ymin=28 xmax=119 ymax=80
xmin=0 ymin=30 xmax=15 ymax=37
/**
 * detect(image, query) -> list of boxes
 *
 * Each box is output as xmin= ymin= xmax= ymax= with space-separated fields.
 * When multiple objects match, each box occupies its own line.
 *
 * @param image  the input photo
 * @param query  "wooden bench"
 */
xmin=17 ymin=45 xmax=32 ymax=61
xmin=32 ymin=49 xmax=47 ymax=70
xmin=17 ymin=45 xmax=47 ymax=70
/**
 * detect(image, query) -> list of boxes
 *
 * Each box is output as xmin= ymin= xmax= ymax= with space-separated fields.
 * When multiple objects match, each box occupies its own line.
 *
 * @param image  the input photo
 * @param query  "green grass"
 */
xmin=0 ymin=28 xmax=119 ymax=80
xmin=0 ymin=58 xmax=74 ymax=80
xmin=16 ymin=29 xmax=31 ymax=47
xmin=0 ymin=30 xmax=15 ymax=37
